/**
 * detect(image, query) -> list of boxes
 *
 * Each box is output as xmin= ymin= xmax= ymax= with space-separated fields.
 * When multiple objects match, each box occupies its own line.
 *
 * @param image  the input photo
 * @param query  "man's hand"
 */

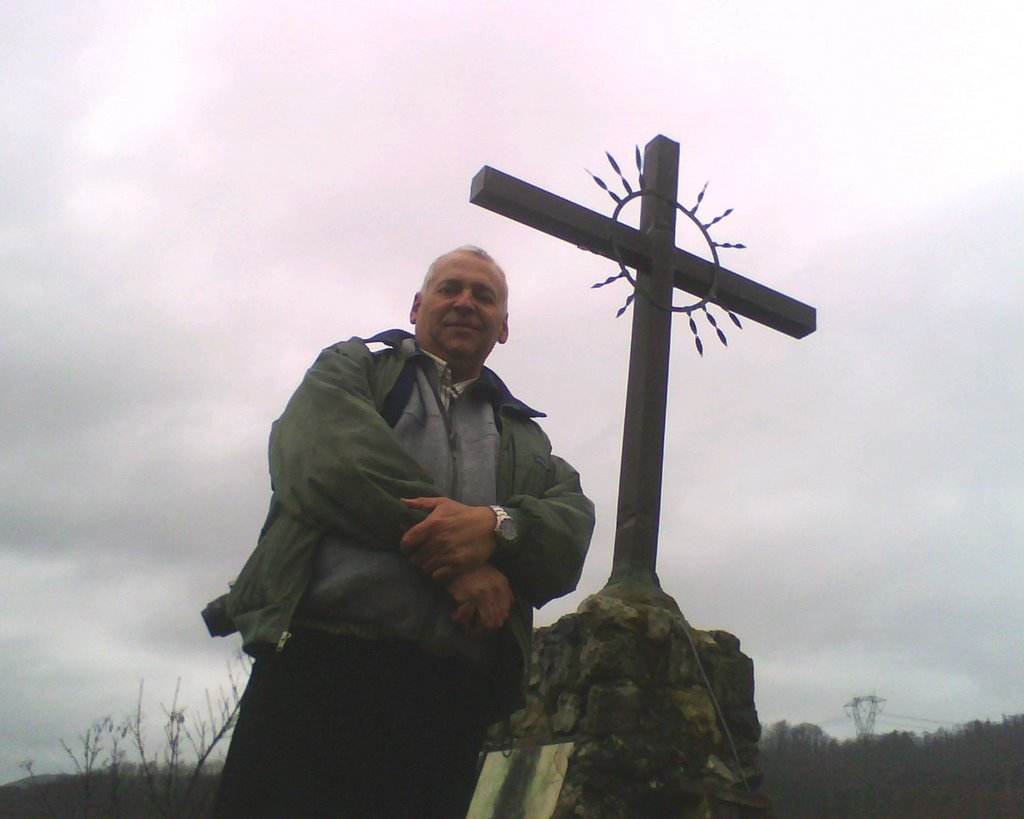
xmin=399 ymin=497 xmax=497 ymax=581
xmin=445 ymin=565 xmax=515 ymax=637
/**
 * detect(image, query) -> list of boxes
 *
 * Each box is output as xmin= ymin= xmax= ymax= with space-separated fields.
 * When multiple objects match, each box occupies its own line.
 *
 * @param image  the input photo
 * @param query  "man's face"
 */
xmin=410 ymin=251 xmax=509 ymax=380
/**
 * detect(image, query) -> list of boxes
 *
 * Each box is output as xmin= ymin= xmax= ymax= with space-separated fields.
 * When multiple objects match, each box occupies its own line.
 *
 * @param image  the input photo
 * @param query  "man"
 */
xmin=213 ymin=247 xmax=594 ymax=818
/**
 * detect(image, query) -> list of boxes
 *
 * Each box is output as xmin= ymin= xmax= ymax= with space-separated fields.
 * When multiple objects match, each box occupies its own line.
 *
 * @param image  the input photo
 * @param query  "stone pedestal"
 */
xmin=475 ymin=580 xmax=772 ymax=818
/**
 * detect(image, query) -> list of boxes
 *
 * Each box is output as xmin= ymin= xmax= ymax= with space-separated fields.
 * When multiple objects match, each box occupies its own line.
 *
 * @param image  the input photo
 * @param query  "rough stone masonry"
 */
xmin=484 ymin=582 xmax=771 ymax=819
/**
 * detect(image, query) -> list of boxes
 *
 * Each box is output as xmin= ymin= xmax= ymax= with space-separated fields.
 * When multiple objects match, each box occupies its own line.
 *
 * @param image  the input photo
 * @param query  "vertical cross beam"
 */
xmin=611 ymin=136 xmax=679 ymax=585
xmin=469 ymin=134 xmax=816 ymax=591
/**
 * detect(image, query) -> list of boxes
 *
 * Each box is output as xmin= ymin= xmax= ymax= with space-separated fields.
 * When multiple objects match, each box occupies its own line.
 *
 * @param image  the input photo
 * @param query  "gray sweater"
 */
xmin=296 ymin=340 xmax=501 ymax=669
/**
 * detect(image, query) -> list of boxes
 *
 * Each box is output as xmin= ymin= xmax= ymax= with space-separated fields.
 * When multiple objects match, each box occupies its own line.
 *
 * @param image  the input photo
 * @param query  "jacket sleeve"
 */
xmin=267 ymin=339 xmax=441 ymax=550
xmin=493 ymin=425 xmax=595 ymax=608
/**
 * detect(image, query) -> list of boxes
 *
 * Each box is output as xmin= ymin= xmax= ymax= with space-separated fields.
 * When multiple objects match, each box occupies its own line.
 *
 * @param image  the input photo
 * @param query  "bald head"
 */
xmin=421 ymin=245 xmax=508 ymax=301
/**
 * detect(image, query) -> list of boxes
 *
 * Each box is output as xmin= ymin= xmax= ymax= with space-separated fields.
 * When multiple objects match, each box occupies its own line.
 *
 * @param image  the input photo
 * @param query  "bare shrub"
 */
xmin=14 ymin=656 xmax=248 ymax=819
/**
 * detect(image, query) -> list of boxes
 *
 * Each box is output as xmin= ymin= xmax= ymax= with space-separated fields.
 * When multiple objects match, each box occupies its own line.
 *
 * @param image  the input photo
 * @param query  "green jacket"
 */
xmin=226 ymin=330 xmax=594 ymax=713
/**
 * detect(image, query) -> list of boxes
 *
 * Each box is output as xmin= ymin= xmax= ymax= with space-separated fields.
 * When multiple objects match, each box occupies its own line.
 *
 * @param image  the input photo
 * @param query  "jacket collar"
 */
xmin=364 ymin=328 xmax=545 ymax=419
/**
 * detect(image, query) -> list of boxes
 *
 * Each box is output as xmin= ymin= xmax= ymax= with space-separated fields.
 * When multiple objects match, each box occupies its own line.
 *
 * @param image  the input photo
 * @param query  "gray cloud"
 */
xmin=1 ymin=0 xmax=1021 ymax=783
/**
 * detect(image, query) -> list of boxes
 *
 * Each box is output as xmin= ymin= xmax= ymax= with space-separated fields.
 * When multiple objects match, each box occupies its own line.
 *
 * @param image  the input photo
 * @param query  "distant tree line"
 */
xmin=2 ymin=668 xmax=246 ymax=819
xmin=760 ymin=714 xmax=1024 ymax=818
xmin=6 ymin=670 xmax=1021 ymax=819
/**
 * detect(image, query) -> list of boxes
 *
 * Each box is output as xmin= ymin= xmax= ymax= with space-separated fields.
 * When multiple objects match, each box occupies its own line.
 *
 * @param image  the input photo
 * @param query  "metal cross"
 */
xmin=470 ymin=135 xmax=816 ymax=588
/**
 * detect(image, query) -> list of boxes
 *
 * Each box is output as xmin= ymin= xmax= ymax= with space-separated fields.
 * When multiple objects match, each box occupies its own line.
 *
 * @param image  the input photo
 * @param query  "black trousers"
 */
xmin=214 ymin=630 xmax=495 ymax=819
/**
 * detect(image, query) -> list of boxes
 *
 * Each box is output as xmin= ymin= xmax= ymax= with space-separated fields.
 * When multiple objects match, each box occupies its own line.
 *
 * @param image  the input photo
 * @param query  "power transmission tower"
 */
xmin=844 ymin=695 xmax=886 ymax=737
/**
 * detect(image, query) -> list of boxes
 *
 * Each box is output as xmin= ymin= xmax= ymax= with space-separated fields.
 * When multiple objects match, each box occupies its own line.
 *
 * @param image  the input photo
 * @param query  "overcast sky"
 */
xmin=2 ymin=0 xmax=1021 ymax=784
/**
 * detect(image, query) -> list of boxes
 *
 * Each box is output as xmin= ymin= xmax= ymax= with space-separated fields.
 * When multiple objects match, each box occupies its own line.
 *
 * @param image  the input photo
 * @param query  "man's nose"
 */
xmin=452 ymin=288 xmax=475 ymax=309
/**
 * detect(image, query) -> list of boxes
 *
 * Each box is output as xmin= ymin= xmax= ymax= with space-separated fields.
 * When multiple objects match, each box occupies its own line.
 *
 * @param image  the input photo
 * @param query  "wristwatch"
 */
xmin=490 ymin=505 xmax=518 ymax=545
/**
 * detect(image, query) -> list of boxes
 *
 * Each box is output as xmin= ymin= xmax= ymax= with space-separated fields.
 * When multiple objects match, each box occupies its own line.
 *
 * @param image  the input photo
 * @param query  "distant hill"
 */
xmin=0 ymin=770 xmax=220 ymax=818
xmin=760 ymin=714 xmax=1024 ymax=818
xmin=1 ymin=773 xmax=67 ymax=790
xmin=6 ymin=714 xmax=1021 ymax=817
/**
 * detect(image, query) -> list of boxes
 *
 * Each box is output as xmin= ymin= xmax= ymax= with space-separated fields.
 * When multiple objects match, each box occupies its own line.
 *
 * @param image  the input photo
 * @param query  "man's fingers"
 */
xmin=399 ymin=518 xmax=431 ymax=554
xmin=400 ymin=496 xmax=445 ymax=510
xmin=431 ymin=565 xmax=456 ymax=583
xmin=452 ymin=603 xmax=486 ymax=637
xmin=478 ymin=600 xmax=499 ymax=631
xmin=451 ymin=602 xmax=475 ymax=625
xmin=400 ymin=500 xmax=497 ymax=576
xmin=443 ymin=564 xmax=514 ymax=635
xmin=398 ymin=499 xmax=448 ymax=554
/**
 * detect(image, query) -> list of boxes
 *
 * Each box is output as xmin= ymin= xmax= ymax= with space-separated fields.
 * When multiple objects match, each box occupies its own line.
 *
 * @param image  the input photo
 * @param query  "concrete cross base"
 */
xmin=471 ymin=583 xmax=771 ymax=818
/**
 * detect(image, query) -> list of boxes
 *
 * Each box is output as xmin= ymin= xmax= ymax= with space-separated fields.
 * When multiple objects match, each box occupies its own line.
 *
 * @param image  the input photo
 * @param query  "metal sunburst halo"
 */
xmin=587 ymin=147 xmax=747 ymax=356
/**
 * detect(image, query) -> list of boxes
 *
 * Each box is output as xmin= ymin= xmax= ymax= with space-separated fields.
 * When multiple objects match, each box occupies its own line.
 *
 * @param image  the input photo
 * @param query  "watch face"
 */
xmin=498 ymin=516 xmax=517 ymax=542
xmin=492 ymin=506 xmax=517 ymax=543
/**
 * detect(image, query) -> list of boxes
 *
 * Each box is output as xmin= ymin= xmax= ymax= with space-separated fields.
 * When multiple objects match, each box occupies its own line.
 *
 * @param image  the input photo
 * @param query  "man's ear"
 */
xmin=498 ymin=314 xmax=509 ymax=345
xmin=410 ymin=292 xmax=421 ymax=325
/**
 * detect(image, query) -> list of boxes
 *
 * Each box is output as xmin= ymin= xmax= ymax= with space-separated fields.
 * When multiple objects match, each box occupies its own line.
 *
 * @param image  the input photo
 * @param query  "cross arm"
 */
xmin=470 ymin=165 xmax=816 ymax=339
xmin=471 ymin=165 xmax=656 ymax=272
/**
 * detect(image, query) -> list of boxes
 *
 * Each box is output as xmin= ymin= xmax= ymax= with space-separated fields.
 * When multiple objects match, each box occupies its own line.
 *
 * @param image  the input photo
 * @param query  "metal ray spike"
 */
xmin=693 ymin=182 xmax=709 ymax=213
xmin=591 ymin=273 xmax=624 ymax=289
xmin=586 ymin=169 xmax=622 ymax=203
xmin=703 ymin=208 xmax=734 ymax=229
xmin=605 ymin=152 xmax=633 ymax=194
